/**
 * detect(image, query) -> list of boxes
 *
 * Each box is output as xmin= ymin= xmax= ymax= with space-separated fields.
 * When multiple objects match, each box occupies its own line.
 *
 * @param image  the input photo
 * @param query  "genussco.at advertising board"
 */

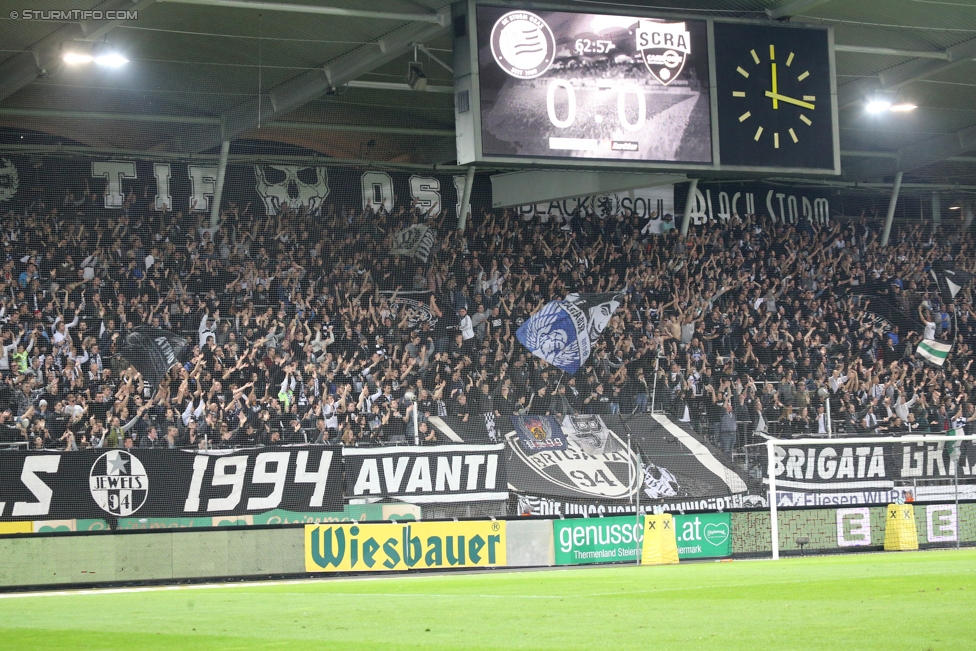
xmin=304 ymin=521 xmax=506 ymax=572
xmin=554 ymin=513 xmax=732 ymax=565
xmin=554 ymin=516 xmax=644 ymax=565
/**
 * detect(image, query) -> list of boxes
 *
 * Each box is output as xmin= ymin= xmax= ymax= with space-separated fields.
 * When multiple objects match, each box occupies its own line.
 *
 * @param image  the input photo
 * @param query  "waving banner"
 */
xmin=516 ymin=292 xmax=621 ymax=374
xmin=390 ymin=224 xmax=437 ymax=262
xmin=119 ymin=327 xmax=190 ymax=390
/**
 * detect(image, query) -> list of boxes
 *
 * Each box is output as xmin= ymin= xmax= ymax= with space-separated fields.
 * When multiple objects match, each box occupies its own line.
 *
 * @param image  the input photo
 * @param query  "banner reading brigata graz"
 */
xmin=761 ymin=439 xmax=976 ymax=493
xmin=0 ymin=154 xmax=489 ymax=220
xmin=674 ymin=181 xmax=832 ymax=226
xmin=0 ymin=446 xmax=341 ymax=521
xmin=304 ymin=520 xmax=505 ymax=572
xmin=343 ymin=443 xmax=507 ymax=504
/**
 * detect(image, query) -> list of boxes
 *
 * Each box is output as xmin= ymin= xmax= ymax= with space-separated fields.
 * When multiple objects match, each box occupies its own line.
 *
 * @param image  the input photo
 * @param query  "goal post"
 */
xmin=766 ymin=433 xmax=976 ymax=560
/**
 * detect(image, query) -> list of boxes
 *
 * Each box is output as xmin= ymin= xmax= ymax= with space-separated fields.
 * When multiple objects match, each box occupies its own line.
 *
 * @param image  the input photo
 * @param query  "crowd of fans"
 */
xmin=0 ymin=180 xmax=974 ymax=457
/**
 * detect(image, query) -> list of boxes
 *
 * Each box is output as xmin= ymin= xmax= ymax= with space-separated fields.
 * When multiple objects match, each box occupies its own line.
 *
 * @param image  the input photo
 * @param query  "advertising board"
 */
xmin=552 ymin=513 xmax=731 ymax=565
xmin=305 ymin=520 xmax=506 ymax=572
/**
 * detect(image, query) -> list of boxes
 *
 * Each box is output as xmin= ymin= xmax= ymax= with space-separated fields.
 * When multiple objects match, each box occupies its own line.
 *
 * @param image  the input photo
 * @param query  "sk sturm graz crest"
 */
xmin=490 ymin=11 xmax=556 ymax=79
xmin=506 ymin=415 xmax=641 ymax=500
xmin=89 ymin=450 xmax=149 ymax=516
xmin=636 ymin=21 xmax=691 ymax=86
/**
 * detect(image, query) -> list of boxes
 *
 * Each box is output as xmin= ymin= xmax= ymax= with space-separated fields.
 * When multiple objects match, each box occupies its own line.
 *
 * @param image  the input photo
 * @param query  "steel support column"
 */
xmin=457 ymin=166 xmax=476 ymax=232
xmin=680 ymin=179 xmax=698 ymax=237
xmin=881 ymin=171 xmax=903 ymax=247
xmin=210 ymin=140 xmax=230 ymax=228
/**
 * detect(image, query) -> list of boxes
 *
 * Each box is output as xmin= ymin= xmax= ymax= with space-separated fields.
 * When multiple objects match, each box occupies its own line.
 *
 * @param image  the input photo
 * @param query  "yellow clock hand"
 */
xmin=763 ymin=91 xmax=815 ymax=110
xmin=771 ymin=61 xmax=778 ymax=109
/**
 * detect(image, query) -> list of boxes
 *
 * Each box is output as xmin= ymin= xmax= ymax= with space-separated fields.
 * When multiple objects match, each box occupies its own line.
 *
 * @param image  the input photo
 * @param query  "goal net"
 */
xmin=765 ymin=433 xmax=976 ymax=559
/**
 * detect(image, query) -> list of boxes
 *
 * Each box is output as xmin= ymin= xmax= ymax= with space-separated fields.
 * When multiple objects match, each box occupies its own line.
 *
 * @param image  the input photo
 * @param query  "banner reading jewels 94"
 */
xmin=0 ymin=446 xmax=341 ymax=521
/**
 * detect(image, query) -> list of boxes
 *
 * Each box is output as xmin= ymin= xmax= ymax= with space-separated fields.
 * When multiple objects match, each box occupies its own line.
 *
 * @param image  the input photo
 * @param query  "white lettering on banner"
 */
xmin=515 ymin=187 xmax=674 ymax=223
xmin=405 ymin=457 xmax=433 ymax=493
xmin=91 ymin=161 xmax=137 ymax=209
xmin=409 ymin=175 xmax=441 ymax=217
xmin=836 ymin=507 xmax=872 ymax=547
xmin=7 ymin=456 xmax=61 ymax=517
xmin=295 ymin=450 xmax=333 ymax=507
xmin=362 ymin=171 xmax=394 ymax=214
xmin=518 ymin=493 xmax=767 ymax=517
xmin=208 ymin=456 xmax=247 ymax=512
xmin=246 ymin=452 xmax=290 ymax=510
xmin=436 ymin=456 xmax=462 ymax=491
xmin=764 ymin=189 xmax=830 ymax=225
xmin=153 ymin=163 xmax=172 ymax=211
xmin=926 ymin=504 xmax=957 ymax=543
xmin=182 ymin=450 xmax=334 ymax=513
xmin=731 ymin=191 xmax=754 ymax=219
xmin=350 ymin=452 xmax=499 ymax=497
xmin=773 ymin=445 xmax=886 ymax=484
xmin=187 ymin=165 xmax=218 ymax=213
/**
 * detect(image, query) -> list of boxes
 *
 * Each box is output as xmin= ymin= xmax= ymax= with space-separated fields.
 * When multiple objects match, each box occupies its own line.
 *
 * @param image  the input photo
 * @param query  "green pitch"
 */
xmin=1 ymin=549 xmax=974 ymax=650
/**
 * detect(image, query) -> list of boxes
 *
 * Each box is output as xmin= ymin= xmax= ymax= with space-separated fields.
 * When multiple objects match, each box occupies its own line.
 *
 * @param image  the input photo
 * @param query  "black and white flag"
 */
xmin=930 ymin=262 xmax=974 ymax=304
xmin=390 ymin=224 xmax=437 ymax=262
xmin=119 ymin=327 xmax=191 ymax=390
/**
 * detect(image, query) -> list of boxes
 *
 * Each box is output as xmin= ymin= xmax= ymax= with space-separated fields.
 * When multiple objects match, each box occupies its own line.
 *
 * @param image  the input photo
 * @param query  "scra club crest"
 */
xmin=636 ymin=21 xmax=691 ymax=86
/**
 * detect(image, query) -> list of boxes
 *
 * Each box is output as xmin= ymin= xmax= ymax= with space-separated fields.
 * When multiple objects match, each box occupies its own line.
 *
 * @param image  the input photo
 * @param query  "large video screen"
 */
xmin=476 ymin=6 xmax=712 ymax=164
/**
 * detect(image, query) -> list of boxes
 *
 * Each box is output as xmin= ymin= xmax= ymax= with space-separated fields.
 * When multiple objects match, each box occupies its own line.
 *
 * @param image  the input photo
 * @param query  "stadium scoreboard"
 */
xmin=452 ymin=2 xmax=840 ymax=175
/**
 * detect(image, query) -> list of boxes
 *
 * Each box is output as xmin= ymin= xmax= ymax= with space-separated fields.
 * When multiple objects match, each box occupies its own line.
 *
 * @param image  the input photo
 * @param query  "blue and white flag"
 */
xmin=516 ymin=292 xmax=622 ymax=375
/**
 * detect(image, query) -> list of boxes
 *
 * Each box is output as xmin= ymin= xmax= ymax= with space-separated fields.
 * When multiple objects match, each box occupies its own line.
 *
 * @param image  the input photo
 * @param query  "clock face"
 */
xmin=714 ymin=23 xmax=835 ymax=171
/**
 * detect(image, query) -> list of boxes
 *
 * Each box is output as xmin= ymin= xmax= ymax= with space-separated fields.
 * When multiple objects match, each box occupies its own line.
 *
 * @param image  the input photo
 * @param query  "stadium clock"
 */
xmin=713 ymin=22 xmax=836 ymax=171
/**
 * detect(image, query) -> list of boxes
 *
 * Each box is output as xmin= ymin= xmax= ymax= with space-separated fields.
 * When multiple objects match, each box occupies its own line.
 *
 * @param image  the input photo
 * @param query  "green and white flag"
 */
xmin=917 ymin=339 xmax=951 ymax=367
xmin=947 ymin=427 xmax=962 ymax=467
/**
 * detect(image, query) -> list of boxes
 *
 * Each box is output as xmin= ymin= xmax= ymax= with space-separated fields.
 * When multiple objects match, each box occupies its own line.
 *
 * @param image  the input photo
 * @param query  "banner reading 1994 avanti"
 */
xmin=304 ymin=520 xmax=506 ymax=572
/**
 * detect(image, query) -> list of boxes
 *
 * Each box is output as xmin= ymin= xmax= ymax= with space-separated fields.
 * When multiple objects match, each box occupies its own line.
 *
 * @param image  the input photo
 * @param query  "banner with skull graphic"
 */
xmin=254 ymin=164 xmax=330 ymax=215
xmin=0 ymin=155 xmax=490 ymax=224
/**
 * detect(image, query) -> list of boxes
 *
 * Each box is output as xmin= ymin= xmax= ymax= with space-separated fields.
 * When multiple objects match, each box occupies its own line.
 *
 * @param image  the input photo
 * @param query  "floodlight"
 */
xmin=865 ymin=100 xmax=891 ymax=114
xmin=63 ymin=53 xmax=94 ymax=64
xmin=94 ymin=53 xmax=129 ymax=68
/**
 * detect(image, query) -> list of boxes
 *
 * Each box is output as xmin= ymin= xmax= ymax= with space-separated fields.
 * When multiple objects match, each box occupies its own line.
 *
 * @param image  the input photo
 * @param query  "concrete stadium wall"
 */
xmin=0 ymin=520 xmax=554 ymax=590
xmin=732 ymin=503 xmax=976 ymax=554
xmin=2 ymin=506 xmax=972 ymax=590
xmin=0 ymin=527 xmax=305 ymax=589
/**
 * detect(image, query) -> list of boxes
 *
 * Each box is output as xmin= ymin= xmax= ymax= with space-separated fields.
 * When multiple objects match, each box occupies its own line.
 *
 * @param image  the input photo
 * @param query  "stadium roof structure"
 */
xmin=1 ymin=0 xmax=976 ymax=186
